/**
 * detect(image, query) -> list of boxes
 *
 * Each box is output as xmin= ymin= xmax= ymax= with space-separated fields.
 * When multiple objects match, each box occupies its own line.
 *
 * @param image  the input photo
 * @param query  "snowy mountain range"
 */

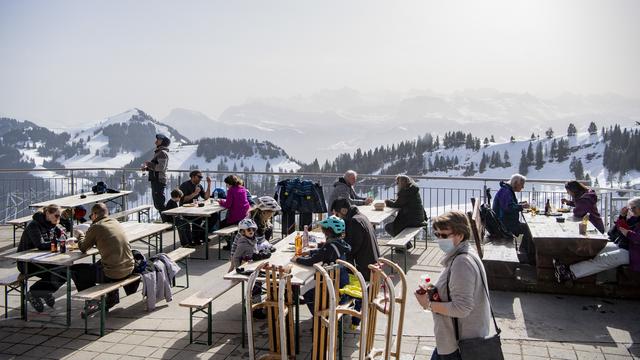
xmin=0 ymin=109 xmax=301 ymax=173
xmin=159 ymin=89 xmax=640 ymax=163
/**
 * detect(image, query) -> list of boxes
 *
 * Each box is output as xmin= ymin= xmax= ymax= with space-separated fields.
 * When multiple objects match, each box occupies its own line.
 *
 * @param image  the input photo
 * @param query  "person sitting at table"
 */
xmin=218 ymin=175 xmax=251 ymax=250
xmin=250 ymin=196 xmax=281 ymax=244
xmin=561 ymin=180 xmax=605 ymax=233
xmin=331 ymin=197 xmax=380 ymax=329
xmin=161 ymin=188 xmax=183 ymax=223
xmin=384 ymin=175 xmax=428 ymax=250
xmin=71 ymin=203 xmax=135 ymax=316
xmin=230 ymin=218 xmax=260 ymax=270
xmin=327 ymin=170 xmax=373 ymax=215
xmin=292 ymin=216 xmax=351 ymax=314
xmin=492 ymin=173 xmax=536 ymax=265
xmin=178 ymin=170 xmax=212 ymax=246
xmin=17 ymin=204 xmax=69 ymax=313
xmin=554 ymin=196 xmax=640 ymax=283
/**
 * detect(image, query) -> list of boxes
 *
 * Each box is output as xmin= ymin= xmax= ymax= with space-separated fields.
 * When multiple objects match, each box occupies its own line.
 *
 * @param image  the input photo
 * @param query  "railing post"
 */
xmin=70 ymin=170 xmax=75 ymax=195
xmin=121 ymin=170 xmax=127 ymax=191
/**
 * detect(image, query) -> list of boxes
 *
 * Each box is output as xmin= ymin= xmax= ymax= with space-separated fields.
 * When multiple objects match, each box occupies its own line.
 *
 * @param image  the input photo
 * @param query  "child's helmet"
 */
xmin=318 ymin=216 xmax=345 ymax=234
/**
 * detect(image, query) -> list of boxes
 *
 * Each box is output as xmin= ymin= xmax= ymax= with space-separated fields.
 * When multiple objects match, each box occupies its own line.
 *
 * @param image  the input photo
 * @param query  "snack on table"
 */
xmin=373 ymin=200 xmax=385 ymax=211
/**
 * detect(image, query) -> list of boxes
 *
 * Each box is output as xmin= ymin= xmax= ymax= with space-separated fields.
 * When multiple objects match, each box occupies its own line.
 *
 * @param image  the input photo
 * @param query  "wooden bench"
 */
xmin=7 ymin=215 xmax=33 ymax=247
xmin=1 ymin=273 xmax=24 ymax=319
xmin=73 ymin=247 xmax=196 ymax=336
xmin=384 ymin=227 xmax=424 ymax=273
xmin=213 ymin=225 xmax=239 ymax=260
xmin=110 ymin=205 xmax=153 ymax=223
xmin=467 ymin=198 xmax=521 ymax=289
xmin=179 ymin=279 xmax=239 ymax=345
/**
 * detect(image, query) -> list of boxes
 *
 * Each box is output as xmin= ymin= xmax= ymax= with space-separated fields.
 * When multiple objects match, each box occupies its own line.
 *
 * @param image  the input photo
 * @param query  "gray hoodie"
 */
xmin=432 ymin=241 xmax=492 ymax=355
xmin=231 ymin=233 xmax=258 ymax=268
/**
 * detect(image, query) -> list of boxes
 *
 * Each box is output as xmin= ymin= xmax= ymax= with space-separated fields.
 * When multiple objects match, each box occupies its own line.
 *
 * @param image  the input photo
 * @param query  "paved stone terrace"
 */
xmin=0 ymin=224 xmax=639 ymax=359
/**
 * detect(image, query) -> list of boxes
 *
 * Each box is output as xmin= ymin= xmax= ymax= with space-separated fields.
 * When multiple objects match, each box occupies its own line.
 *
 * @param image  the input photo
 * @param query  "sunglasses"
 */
xmin=51 ymin=213 xmax=61 ymax=218
xmin=433 ymin=232 xmax=453 ymax=239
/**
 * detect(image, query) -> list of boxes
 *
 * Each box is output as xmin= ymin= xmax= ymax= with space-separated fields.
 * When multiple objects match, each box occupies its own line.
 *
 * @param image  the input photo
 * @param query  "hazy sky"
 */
xmin=1 ymin=0 xmax=639 ymax=127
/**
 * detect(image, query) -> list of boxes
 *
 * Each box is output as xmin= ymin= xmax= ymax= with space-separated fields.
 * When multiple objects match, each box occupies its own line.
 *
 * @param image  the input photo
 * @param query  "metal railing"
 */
xmin=0 ymin=167 xmax=637 ymax=229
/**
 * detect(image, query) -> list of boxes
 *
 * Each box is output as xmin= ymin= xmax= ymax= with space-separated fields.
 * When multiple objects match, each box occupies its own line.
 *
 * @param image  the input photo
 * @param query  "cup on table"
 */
xmin=578 ymin=223 xmax=587 ymax=235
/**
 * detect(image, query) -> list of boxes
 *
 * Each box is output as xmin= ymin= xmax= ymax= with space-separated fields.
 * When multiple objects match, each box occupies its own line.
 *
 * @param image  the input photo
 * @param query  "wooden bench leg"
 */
xmin=188 ymin=303 xmax=213 ymax=345
xmin=4 ymin=285 xmax=7 ymax=319
xmin=4 ymin=283 xmax=24 ymax=319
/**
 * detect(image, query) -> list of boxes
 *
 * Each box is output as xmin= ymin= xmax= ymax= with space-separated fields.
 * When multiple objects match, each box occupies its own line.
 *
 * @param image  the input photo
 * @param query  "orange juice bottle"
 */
xmin=295 ymin=232 xmax=303 ymax=256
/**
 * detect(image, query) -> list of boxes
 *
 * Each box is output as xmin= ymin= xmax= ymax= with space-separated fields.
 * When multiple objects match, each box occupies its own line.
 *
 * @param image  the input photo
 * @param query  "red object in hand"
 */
xmin=427 ymin=285 xmax=441 ymax=302
xmin=616 ymin=218 xmax=630 ymax=230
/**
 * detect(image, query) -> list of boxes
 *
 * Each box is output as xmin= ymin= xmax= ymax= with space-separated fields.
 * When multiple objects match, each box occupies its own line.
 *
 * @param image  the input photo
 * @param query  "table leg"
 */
xmin=159 ymin=232 xmax=163 ymax=253
xmin=205 ymin=218 xmax=209 ymax=260
xmin=172 ymin=216 xmax=177 ymax=250
xmin=66 ymin=266 xmax=71 ymax=327
xmin=23 ymin=266 xmax=28 ymax=321
xmin=294 ymin=285 xmax=300 ymax=354
xmin=241 ymin=282 xmax=246 ymax=348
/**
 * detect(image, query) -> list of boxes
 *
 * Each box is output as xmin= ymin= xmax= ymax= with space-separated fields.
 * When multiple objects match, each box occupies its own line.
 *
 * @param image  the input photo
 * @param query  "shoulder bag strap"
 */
xmin=446 ymin=252 xmax=501 ymax=342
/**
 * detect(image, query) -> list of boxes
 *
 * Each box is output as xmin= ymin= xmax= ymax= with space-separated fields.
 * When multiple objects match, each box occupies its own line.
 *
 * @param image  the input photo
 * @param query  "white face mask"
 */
xmin=437 ymin=237 xmax=456 ymax=254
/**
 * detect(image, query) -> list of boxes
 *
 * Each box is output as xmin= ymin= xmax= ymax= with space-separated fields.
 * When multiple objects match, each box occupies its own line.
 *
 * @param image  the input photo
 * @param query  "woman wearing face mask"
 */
xmin=415 ymin=211 xmax=492 ymax=360
xmin=17 ymin=204 xmax=69 ymax=313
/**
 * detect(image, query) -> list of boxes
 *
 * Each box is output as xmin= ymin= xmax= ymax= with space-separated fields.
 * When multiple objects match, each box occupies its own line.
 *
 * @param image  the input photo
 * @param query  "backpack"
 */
xmin=274 ymin=178 xmax=327 ymax=213
xmin=479 ymin=203 xmax=515 ymax=241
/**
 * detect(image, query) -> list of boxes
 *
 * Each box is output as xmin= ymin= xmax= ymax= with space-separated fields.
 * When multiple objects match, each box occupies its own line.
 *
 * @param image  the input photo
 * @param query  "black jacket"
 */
xmin=162 ymin=199 xmax=179 ymax=223
xmin=385 ymin=182 xmax=428 ymax=236
xmin=344 ymin=206 xmax=379 ymax=281
xmin=295 ymin=238 xmax=351 ymax=267
xmin=17 ymin=212 xmax=67 ymax=273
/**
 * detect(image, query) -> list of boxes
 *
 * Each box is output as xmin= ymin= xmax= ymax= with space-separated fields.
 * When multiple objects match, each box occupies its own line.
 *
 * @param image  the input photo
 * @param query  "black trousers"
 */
xmin=151 ymin=180 xmax=166 ymax=213
xmin=18 ymin=262 xmax=66 ymax=297
xmin=515 ymin=223 xmax=536 ymax=265
xmin=71 ymin=262 xmax=134 ymax=307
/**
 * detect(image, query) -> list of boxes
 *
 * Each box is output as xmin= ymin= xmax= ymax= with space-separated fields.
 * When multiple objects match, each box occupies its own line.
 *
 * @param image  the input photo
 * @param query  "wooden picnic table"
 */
xmin=224 ymin=231 xmax=326 ymax=353
xmin=525 ymin=213 xmax=609 ymax=282
xmin=162 ymin=200 xmax=226 ymax=260
xmin=30 ymin=191 xmax=132 ymax=209
xmin=2 ymin=220 xmax=171 ymax=326
xmin=357 ymin=205 xmax=398 ymax=227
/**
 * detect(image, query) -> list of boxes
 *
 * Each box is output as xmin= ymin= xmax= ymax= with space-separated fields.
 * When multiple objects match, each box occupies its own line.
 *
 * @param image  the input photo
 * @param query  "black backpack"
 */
xmin=479 ymin=204 xmax=515 ymax=241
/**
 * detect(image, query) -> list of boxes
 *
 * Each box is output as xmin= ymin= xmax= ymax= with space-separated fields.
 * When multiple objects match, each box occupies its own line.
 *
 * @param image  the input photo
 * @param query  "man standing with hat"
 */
xmin=143 ymin=134 xmax=170 ymax=212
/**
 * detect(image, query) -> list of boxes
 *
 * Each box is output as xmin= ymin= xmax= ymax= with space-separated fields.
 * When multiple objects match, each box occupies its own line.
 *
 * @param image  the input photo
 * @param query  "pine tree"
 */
xmin=588 ymin=122 xmax=598 ymax=135
xmin=567 ymin=123 xmax=577 ymax=137
xmin=545 ymin=127 xmax=554 ymax=139
xmin=510 ymin=136 xmax=515 ymax=143
xmin=557 ymin=139 xmax=570 ymax=162
xmin=549 ymin=139 xmax=558 ymax=161
xmin=490 ymin=135 xmax=495 ymax=142
xmin=519 ymin=150 xmax=529 ymax=176
xmin=503 ymin=150 xmax=511 ymax=167
xmin=483 ymin=137 xmax=490 ymax=147
xmin=531 ymin=133 xmax=536 ymax=141
xmin=474 ymin=138 xmax=481 ymax=151
xmin=535 ymin=142 xmax=544 ymax=169
xmin=526 ymin=142 xmax=534 ymax=164
xmin=479 ymin=153 xmax=488 ymax=173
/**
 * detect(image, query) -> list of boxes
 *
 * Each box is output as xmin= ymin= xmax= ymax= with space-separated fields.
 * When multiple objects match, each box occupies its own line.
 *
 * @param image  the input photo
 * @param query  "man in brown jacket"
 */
xmin=72 ymin=203 xmax=135 ymax=314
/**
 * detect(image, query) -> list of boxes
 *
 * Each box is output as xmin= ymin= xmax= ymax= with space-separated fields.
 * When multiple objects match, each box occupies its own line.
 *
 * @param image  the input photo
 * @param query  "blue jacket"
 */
xmin=492 ymin=181 xmax=523 ymax=234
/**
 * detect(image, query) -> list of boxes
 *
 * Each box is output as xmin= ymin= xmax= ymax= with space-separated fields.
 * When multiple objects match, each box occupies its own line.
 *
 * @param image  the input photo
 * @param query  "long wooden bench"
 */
xmin=110 ymin=205 xmax=153 ymax=223
xmin=7 ymin=215 xmax=33 ymax=247
xmin=73 ymin=247 xmax=196 ymax=336
xmin=384 ymin=227 xmax=424 ymax=273
xmin=467 ymin=198 xmax=521 ymax=289
xmin=179 ymin=279 xmax=239 ymax=345
xmin=212 ymin=225 xmax=239 ymax=260
xmin=1 ymin=273 xmax=24 ymax=319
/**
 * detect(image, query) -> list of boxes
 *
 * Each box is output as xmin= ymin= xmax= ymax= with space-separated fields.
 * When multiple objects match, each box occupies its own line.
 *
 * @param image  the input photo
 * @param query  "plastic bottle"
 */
xmin=59 ymin=238 xmax=66 ymax=253
xmin=416 ymin=274 xmax=440 ymax=301
xmin=295 ymin=232 xmax=303 ymax=256
xmin=50 ymin=238 xmax=58 ymax=253
xmin=302 ymin=225 xmax=309 ymax=249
